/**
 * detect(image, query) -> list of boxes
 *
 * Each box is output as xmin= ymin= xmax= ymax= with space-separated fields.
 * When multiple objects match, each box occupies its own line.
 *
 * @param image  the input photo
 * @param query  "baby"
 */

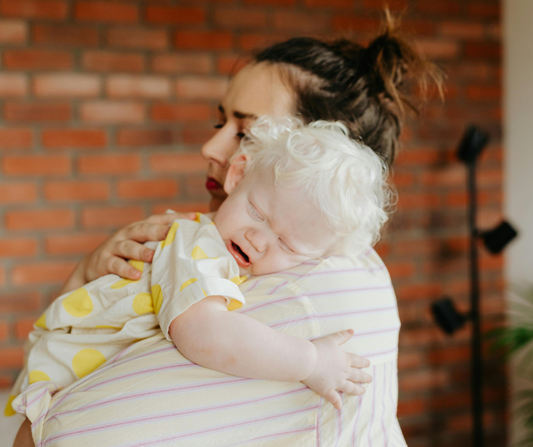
xmin=8 ymin=117 xmax=391 ymax=432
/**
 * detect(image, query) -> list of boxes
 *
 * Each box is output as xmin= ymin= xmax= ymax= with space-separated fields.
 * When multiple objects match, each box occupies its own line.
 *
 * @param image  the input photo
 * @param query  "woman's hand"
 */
xmin=302 ymin=329 xmax=371 ymax=410
xmin=60 ymin=212 xmax=196 ymax=295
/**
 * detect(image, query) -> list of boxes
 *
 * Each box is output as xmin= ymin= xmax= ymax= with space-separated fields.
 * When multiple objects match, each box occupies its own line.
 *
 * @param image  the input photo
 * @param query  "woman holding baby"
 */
xmin=13 ymin=15 xmax=441 ymax=447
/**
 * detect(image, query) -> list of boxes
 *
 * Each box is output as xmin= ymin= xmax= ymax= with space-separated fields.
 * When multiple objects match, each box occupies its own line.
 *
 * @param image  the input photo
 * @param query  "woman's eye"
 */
xmin=236 ymin=132 xmax=245 ymax=139
xmin=214 ymin=124 xmax=224 ymax=129
xmin=247 ymin=202 xmax=264 ymax=222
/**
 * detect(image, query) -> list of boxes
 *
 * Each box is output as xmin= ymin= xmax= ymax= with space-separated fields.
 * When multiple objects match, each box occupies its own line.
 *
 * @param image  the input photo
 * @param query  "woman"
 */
xmin=13 ymin=15 xmax=441 ymax=447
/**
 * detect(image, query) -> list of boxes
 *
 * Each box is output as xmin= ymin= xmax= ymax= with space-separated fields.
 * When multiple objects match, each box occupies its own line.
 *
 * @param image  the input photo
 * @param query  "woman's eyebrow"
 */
xmin=234 ymin=110 xmax=257 ymax=120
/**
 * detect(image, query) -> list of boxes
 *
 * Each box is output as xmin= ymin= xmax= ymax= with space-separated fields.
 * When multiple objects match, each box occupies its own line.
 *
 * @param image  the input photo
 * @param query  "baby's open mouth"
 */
xmin=232 ymin=242 xmax=249 ymax=263
xmin=227 ymin=240 xmax=251 ymax=268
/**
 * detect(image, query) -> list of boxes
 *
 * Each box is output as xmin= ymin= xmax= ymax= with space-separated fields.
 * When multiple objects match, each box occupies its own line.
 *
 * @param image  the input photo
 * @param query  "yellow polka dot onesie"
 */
xmin=9 ymin=213 xmax=246 ymax=427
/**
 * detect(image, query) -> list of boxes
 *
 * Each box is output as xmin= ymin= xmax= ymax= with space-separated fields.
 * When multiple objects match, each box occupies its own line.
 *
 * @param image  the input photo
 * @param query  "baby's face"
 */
xmin=214 ymin=169 xmax=338 ymax=276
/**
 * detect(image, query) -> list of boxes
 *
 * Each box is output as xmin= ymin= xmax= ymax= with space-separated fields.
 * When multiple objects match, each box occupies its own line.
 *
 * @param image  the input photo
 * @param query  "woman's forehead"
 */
xmin=224 ymin=63 xmax=294 ymax=118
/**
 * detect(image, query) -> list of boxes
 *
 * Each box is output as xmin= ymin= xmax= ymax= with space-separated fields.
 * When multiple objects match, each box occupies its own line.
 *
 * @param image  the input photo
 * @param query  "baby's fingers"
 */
xmin=338 ymin=381 xmax=366 ymax=396
xmin=347 ymin=364 xmax=372 ymax=383
xmin=348 ymin=352 xmax=371 ymax=369
xmin=330 ymin=329 xmax=354 ymax=346
xmin=324 ymin=389 xmax=343 ymax=410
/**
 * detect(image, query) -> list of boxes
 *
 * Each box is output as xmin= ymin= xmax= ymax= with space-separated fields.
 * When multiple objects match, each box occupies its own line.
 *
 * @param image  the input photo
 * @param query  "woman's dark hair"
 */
xmin=254 ymin=12 xmax=443 ymax=166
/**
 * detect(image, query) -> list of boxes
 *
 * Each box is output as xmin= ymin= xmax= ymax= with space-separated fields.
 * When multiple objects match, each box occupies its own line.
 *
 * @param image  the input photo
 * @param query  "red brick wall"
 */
xmin=0 ymin=0 xmax=504 ymax=445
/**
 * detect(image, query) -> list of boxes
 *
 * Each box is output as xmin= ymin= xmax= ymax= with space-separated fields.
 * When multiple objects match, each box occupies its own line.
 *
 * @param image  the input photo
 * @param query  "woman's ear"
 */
xmin=224 ymin=154 xmax=249 ymax=194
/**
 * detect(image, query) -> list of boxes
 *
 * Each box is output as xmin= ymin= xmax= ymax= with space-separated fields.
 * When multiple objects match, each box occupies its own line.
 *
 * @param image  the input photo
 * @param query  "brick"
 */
xmin=4 ymin=103 xmax=71 ymax=122
xmin=152 ymin=202 xmax=210 ymax=215
xmin=83 ymin=51 xmax=145 ymax=72
xmin=107 ymin=28 xmax=168 ymax=50
xmin=420 ymin=166 xmax=465 ymax=186
xmin=0 ymin=19 xmax=27 ymax=44
xmin=244 ymin=0 xmax=296 ymax=4
xmin=34 ymin=74 xmax=101 ymax=98
xmin=0 ymin=74 xmax=27 ymax=97
xmin=146 ymin=6 xmax=205 ymax=24
xmin=396 ymin=148 xmax=441 ymax=166
xmin=0 ymin=266 xmax=4 ymax=286
xmin=0 ymin=238 xmax=37 ymax=257
xmin=0 ymin=128 xmax=33 ymax=149
xmin=429 ymin=344 xmax=470 ymax=365
xmin=107 ymin=76 xmax=171 ymax=98
xmin=151 ymin=103 xmax=210 ymax=122
xmin=216 ymin=56 xmax=250 ymax=75
xmin=397 ymin=352 xmax=423 ymax=370
xmin=400 ymin=370 xmax=448 ymax=392
xmin=0 ymin=322 xmax=8 ymax=341
xmin=42 ymin=129 xmax=107 ymax=149
xmin=33 ymin=24 xmax=98 ymax=46
xmin=183 ymin=128 xmax=216 ymax=145
xmin=117 ymin=179 xmax=179 ymax=199
xmin=397 ymin=398 xmax=426 ymax=418
xmin=149 ymin=153 xmax=208 ymax=173
xmin=0 ymin=376 xmax=13 ymax=388
xmin=15 ymin=318 xmax=37 ymax=339
xmin=240 ymin=34 xmax=285 ymax=51
xmin=273 ymin=12 xmax=328 ymax=32
xmin=0 ymin=183 xmax=37 ymax=204
xmin=81 ymin=101 xmax=144 ymax=123
xmin=215 ymin=9 xmax=267 ymax=29
xmin=396 ymin=283 xmax=444 ymax=301
xmin=3 ymin=155 xmax=70 ymax=176
xmin=186 ymin=176 xmax=209 ymax=197
xmin=44 ymin=181 xmax=109 ymax=201
xmin=82 ymin=206 xmax=144 ymax=228
xmin=440 ymin=22 xmax=484 ymax=39
xmin=78 ymin=154 xmax=141 ymax=174
xmin=417 ymin=0 xmax=461 ymax=15
xmin=6 ymin=209 xmax=74 ymax=230
xmin=176 ymin=78 xmax=228 ymax=100
xmin=398 ymin=193 xmax=441 ymax=210
xmin=416 ymin=39 xmax=459 ymax=59
xmin=175 ymin=31 xmax=232 ymax=50
xmin=45 ymin=233 xmax=108 ymax=255
xmin=0 ymin=0 xmax=67 ymax=20
xmin=2 ymin=49 xmax=72 ymax=70
xmin=466 ymin=85 xmax=501 ymax=101
xmin=465 ymin=42 xmax=501 ymax=60
xmin=12 ymin=261 xmax=76 ymax=285
xmin=75 ymin=1 xmax=138 ymax=23
xmin=117 ymin=129 xmax=180 ymax=147
xmin=152 ymin=54 xmax=211 ymax=74
xmin=362 ymin=0 xmax=407 ymax=10
xmin=0 ymin=347 xmax=24 ymax=368
xmin=387 ymin=262 xmax=415 ymax=279
xmin=468 ymin=3 xmax=499 ymax=19
xmin=0 ymin=292 xmax=40 ymax=313
xmin=305 ymin=0 xmax=352 ymax=7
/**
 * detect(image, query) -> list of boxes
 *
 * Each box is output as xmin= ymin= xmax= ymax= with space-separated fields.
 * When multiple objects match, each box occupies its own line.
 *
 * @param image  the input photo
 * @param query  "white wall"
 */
xmin=503 ymin=0 xmax=533 ymax=443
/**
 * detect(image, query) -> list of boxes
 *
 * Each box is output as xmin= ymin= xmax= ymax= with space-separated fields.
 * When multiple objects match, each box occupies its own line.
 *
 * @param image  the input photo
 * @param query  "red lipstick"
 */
xmin=206 ymin=177 xmax=222 ymax=191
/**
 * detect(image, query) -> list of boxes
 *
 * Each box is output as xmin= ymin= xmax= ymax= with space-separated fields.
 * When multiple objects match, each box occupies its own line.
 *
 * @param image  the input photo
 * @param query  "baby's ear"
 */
xmin=224 ymin=154 xmax=249 ymax=194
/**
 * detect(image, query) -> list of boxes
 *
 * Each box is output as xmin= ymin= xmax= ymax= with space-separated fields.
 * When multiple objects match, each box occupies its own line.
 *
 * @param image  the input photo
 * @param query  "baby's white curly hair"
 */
xmin=231 ymin=116 xmax=394 ymax=256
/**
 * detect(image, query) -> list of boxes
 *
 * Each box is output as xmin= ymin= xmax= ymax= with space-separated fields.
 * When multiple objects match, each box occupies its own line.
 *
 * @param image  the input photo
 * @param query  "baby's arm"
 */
xmin=169 ymin=296 xmax=370 ymax=409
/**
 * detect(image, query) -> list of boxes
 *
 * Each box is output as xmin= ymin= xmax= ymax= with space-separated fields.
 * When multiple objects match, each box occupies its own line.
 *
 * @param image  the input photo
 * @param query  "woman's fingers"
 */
xmin=107 ymin=256 xmax=142 ymax=280
xmin=347 ymin=366 xmax=372 ymax=384
xmin=146 ymin=212 xmax=196 ymax=225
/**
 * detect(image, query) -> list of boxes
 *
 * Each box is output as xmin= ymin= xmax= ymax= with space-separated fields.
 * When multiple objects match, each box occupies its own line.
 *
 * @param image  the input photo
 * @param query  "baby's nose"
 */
xmin=245 ymin=229 xmax=269 ymax=253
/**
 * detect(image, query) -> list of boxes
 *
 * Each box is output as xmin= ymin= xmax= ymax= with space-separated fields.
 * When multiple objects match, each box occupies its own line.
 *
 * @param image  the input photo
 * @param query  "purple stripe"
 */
xmin=369 ymin=365 xmax=376 ymax=447
xmin=51 ymin=376 xmax=252 ymax=420
xmin=305 ymin=284 xmax=392 ymax=299
xmin=226 ymin=425 xmax=315 ymax=446
xmin=360 ymin=346 xmax=398 ymax=358
xmin=114 ymin=404 xmax=320 ymax=447
xmin=267 ymin=280 xmax=289 ymax=295
xmin=335 ymin=393 xmax=343 ymax=447
xmin=381 ymin=362 xmax=388 ymax=447
xmin=316 ymin=396 xmax=323 ymax=447
xmin=45 ymin=387 xmax=310 ymax=445
xmin=240 ymin=293 xmax=303 ymax=314
xmin=352 ymin=393 xmax=363 ymax=447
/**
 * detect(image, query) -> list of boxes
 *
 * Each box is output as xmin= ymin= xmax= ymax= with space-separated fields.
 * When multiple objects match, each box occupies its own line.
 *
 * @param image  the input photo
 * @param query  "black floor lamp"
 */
xmin=431 ymin=125 xmax=518 ymax=447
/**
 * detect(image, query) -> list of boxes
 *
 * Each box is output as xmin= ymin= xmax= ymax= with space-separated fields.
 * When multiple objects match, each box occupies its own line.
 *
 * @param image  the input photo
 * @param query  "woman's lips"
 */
xmin=206 ymin=177 xmax=223 ymax=191
xmin=226 ymin=241 xmax=251 ymax=268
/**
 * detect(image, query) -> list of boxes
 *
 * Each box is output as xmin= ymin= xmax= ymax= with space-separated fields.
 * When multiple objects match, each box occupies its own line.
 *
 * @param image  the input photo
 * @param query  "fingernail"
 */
xmin=189 ymin=212 xmax=196 ymax=219
xmin=144 ymin=250 xmax=154 ymax=262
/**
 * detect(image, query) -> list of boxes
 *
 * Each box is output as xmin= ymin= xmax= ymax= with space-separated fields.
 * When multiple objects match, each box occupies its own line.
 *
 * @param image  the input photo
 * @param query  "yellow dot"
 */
xmin=29 ymin=370 xmax=51 ymax=385
xmin=191 ymin=246 xmax=208 ymax=260
xmin=179 ymin=278 xmax=197 ymax=292
xmin=133 ymin=292 xmax=154 ymax=315
xmin=128 ymin=260 xmax=144 ymax=274
xmin=111 ymin=278 xmax=137 ymax=289
xmin=151 ymin=284 xmax=163 ymax=315
xmin=160 ymin=222 xmax=179 ymax=249
xmin=72 ymin=349 xmax=106 ymax=379
xmin=95 ymin=325 xmax=121 ymax=329
xmin=227 ymin=299 xmax=243 ymax=312
xmin=194 ymin=212 xmax=202 ymax=223
xmin=230 ymin=276 xmax=248 ymax=286
xmin=62 ymin=288 xmax=93 ymax=317
xmin=35 ymin=312 xmax=46 ymax=329
xmin=4 ymin=395 xmax=16 ymax=417
xmin=201 ymin=288 xmax=207 ymax=297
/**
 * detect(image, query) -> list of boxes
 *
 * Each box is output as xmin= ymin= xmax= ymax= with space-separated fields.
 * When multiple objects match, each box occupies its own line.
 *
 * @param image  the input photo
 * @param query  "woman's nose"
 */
xmin=201 ymin=125 xmax=237 ymax=167
xmin=245 ymin=229 xmax=269 ymax=254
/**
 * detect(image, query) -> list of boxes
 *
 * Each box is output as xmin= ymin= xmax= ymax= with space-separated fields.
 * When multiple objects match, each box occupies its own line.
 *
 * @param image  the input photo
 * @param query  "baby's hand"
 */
xmin=302 ymin=329 xmax=371 ymax=410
